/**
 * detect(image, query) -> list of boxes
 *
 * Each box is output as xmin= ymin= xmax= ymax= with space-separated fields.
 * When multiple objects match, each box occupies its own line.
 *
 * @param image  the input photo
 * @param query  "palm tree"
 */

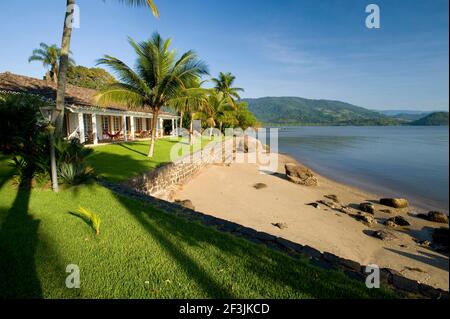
xmin=96 ymin=33 xmax=209 ymax=157
xmin=28 ymin=43 xmax=75 ymax=83
xmin=48 ymin=0 xmax=158 ymax=192
xmin=171 ymin=79 xmax=210 ymax=145
xmin=55 ymin=0 xmax=159 ymax=135
xmin=203 ymin=91 xmax=230 ymax=138
xmin=211 ymin=72 xmax=244 ymax=109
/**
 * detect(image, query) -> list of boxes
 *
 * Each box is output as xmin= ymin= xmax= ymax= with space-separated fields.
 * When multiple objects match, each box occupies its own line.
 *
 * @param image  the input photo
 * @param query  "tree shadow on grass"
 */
xmin=112 ymin=191 xmax=392 ymax=298
xmin=0 ymin=178 xmax=42 ymax=298
xmin=87 ymin=153 xmax=158 ymax=182
xmin=117 ymin=143 xmax=148 ymax=157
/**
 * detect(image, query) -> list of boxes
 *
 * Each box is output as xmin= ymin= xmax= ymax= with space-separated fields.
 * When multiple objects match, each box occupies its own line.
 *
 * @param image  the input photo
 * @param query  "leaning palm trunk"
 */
xmin=179 ymin=111 xmax=184 ymax=129
xmin=148 ymin=110 xmax=159 ymax=157
xmin=189 ymin=118 xmax=194 ymax=145
xmin=55 ymin=0 xmax=75 ymax=135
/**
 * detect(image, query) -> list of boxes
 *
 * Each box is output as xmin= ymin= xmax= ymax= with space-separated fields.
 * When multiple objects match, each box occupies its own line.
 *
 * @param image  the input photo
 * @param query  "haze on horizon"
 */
xmin=0 ymin=0 xmax=448 ymax=112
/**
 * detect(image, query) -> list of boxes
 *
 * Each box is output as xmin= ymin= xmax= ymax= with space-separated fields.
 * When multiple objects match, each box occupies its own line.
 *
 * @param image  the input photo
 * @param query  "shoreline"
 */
xmin=280 ymin=151 xmax=448 ymax=213
xmin=171 ymin=150 xmax=449 ymax=290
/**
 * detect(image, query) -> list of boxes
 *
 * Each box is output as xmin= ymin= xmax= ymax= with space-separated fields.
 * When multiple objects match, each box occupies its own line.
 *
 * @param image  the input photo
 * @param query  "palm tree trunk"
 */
xmin=55 ymin=0 xmax=75 ymax=135
xmin=179 ymin=111 xmax=184 ymax=128
xmin=189 ymin=115 xmax=194 ymax=146
xmin=52 ymin=63 xmax=58 ymax=83
xmin=148 ymin=110 xmax=159 ymax=157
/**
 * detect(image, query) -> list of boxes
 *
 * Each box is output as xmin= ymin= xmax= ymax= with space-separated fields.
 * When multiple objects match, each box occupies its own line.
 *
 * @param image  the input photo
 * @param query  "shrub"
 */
xmin=71 ymin=207 xmax=101 ymax=235
xmin=0 ymin=93 xmax=46 ymax=155
xmin=58 ymin=162 xmax=95 ymax=185
xmin=55 ymin=138 xmax=94 ymax=164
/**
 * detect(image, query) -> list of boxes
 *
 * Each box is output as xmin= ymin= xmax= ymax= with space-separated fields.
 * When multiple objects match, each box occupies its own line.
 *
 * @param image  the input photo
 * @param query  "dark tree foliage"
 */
xmin=67 ymin=66 xmax=116 ymax=90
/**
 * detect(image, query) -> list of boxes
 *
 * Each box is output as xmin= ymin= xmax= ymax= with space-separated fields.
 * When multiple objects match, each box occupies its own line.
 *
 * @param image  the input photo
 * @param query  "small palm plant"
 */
xmin=71 ymin=207 xmax=101 ymax=235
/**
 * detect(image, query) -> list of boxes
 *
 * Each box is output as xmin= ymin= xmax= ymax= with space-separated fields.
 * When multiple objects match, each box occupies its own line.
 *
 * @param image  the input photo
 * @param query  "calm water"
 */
xmin=275 ymin=126 xmax=449 ymax=212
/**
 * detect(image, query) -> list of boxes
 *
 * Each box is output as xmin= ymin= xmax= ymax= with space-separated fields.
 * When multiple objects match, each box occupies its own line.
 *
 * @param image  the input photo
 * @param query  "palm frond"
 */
xmin=114 ymin=0 xmax=160 ymax=17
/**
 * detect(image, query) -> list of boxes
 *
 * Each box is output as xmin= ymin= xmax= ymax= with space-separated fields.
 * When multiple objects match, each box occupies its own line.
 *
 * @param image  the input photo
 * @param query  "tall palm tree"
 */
xmin=28 ymin=43 xmax=75 ymax=83
xmin=47 ymin=0 xmax=158 ymax=192
xmin=171 ymin=79 xmax=210 ymax=145
xmin=203 ymin=91 xmax=230 ymax=137
xmin=211 ymin=72 xmax=244 ymax=109
xmin=96 ymin=33 xmax=209 ymax=157
xmin=55 ymin=0 xmax=159 ymax=135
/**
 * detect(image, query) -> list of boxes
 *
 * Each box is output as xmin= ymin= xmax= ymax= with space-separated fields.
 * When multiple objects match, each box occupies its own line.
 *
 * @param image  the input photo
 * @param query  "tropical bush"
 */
xmin=55 ymin=138 xmax=94 ymax=164
xmin=66 ymin=66 xmax=116 ymax=90
xmin=58 ymin=162 xmax=95 ymax=185
xmin=0 ymin=93 xmax=46 ymax=155
xmin=0 ymin=93 xmax=95 ymax=187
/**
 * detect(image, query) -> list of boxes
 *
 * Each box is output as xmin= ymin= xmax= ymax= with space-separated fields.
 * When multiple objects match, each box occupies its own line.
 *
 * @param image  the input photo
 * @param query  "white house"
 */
xmin=0 ymin=72 xmax=180 ymax=145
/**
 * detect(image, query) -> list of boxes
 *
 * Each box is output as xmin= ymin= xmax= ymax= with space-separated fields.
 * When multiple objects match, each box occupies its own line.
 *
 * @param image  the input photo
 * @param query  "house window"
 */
xmin=102 ymin=116 xmax=109 ymax=133
xmin=83 ymin=114 xmax=92 ymax=134
xmin=136 ymin=118 xmax=142 ymax=131
xmin=113 ymin=116 xmax=120 ymax=132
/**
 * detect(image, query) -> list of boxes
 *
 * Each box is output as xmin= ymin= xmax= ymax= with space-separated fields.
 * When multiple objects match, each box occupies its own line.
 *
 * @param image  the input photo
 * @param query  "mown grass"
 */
xmin=0 ymin=155 xmax=396 ymax=299
xmin=86 ymin=138 xmax=212 ymax=182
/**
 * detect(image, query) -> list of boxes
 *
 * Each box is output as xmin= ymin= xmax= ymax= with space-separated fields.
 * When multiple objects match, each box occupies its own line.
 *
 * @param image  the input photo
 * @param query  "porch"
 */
xmin=64 ymin=106 xmax=180 ymax=145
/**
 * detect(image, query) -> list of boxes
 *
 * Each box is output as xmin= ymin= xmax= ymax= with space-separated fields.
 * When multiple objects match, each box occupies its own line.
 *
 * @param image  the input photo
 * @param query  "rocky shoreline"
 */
xmin=100 ymin=177 xmax=449 ymax=299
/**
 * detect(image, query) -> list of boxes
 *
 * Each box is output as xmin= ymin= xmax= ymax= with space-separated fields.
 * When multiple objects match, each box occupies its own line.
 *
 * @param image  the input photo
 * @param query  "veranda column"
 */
xmin=130 ymin=115 xmax=135 ymax=140
xmin=122 ymin=115 xmax=127 ymax=142
xmin=171 ymin=118 xmax=175 ymax=136
xmin=78 ymin=113 xmax=85 ymax=143
xmin=91 ymin=114 xmax=98 ymax=145
xmin=159 ymin=118 xmax=164 ymax=137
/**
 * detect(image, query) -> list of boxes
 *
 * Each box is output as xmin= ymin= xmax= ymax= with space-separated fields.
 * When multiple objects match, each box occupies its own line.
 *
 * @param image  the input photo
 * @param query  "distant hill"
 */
xmin=243 ymin=97 xmax=401 ymax=126
xmin=410 ymin=112 xmax=449 ymax=126
xmin=377 ymin=110 xmax=431 ymax=122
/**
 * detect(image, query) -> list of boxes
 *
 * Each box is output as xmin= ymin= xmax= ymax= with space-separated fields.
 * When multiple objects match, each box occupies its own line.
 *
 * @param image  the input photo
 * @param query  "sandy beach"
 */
xmin=171 ymin=151 xmax=449 ymax=290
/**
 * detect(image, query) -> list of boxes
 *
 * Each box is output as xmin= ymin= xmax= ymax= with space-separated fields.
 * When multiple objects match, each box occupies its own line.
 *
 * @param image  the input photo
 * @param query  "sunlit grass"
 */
xmin=0 ymin=156 xmax=395 ymax=299
xmin=86 ymin=137 xmax=212 ymax=182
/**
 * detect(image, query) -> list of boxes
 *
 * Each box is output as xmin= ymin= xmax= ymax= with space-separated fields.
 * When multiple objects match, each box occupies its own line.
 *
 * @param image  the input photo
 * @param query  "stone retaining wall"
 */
xmin=100 ymin=179 xmax=449 ymax=299
xmin=125 ymin=138 xmax=234 ymax=197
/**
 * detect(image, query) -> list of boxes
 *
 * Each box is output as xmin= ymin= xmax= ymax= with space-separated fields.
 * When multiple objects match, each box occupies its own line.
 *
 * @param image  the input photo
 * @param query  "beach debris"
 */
xmin=174 ymin=199 xmax=195 ymax=210
xmin=384 ymin=220 xmax=397 ymax=228
xmin=370 ymin=230 xmax=397 ymax=241
xmin=385 ymin=216 xmax=411 ymax=227
xmin=359 ymin=202 xmax=376 ymax=214
xmin=380 ymin=209 xmax=392 ymax=214
xmin=338 ymin=206 xmax=353 ymax=214
xmin=418 ymin=211 xmax=449 ymax=224
xmin=354 ymin=213 xmax=377 ymax=225
xmin=285 ymin=163 xmax=318 ymax=186
xmin=417 ymin=240 xmax=431 ymax=248
xmin=307 ymin=202 xmax=320 ymax=209
xmin=317 ymin=200 xmax=337 ymax=210
xmin=272 ymin=222 xmax=288 ymax=230
xmin=403 ymin=266 xmax=425 ymax=273
xmin=379 ymin=198 xmax=409 ymax=209
xmin=324 ymin=194 xmax=339 ymax=203
xmin=253 ymin=183 xmax=268 ymax=190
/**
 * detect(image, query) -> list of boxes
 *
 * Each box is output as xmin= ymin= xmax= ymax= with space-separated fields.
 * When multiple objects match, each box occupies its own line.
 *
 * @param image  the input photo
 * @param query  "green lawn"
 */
xmin=86 ymin=138 xmax=211 ymax=182
xmin=0 ymin=155 xmax=395 ymax=299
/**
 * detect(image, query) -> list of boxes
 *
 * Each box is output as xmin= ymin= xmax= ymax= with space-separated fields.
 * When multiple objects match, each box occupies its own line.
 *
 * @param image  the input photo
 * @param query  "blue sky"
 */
xmin=0 ymin=0 xmax=448 ymax=110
